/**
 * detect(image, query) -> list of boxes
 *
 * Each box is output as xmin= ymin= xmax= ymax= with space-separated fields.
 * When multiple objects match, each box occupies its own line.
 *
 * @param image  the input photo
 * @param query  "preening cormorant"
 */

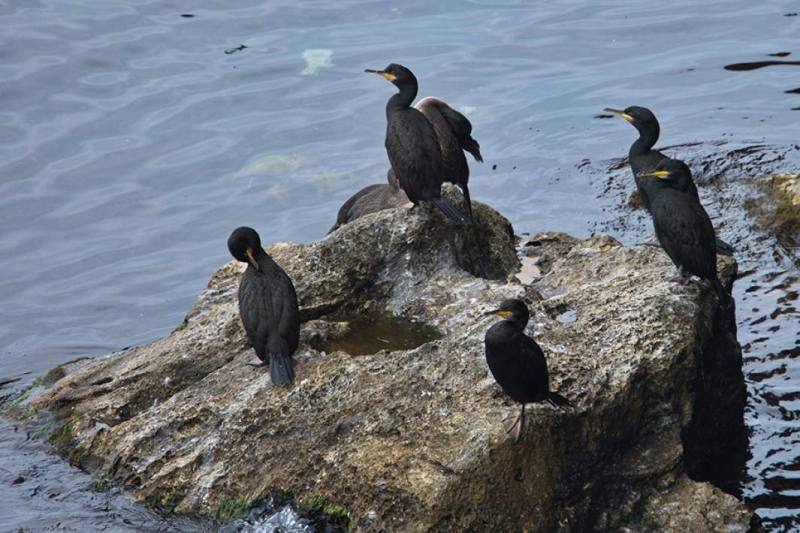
xmin=365 ymin=63 xmax=469 ymax=225
xmin=483 ymin=299 xmax=573 ymax=444
xmin=415 ymin=97 xmax=483 ymax=219
xmin=637 ymin=159 xmax=732 ymax=307
xmin=327 ymin=170 xmax=409 ymax=234
xmin=228 ymin=226 xmax=300 ymax=383
xmin=604 ymin=105 xmax=736 ymax=256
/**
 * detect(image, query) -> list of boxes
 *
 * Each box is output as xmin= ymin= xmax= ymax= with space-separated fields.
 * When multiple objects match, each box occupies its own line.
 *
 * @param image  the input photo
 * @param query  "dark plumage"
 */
xmin=327 ymin=170 xmax=409 ymax=234
xmin=604 ymin=105 xmax=735 ymax=256
xmin=228 ymin=226 xmax=300 ymax=383
xmin=416 ymin=97 xmax=483 ymax=219
xmin=483 ymin=299 xmax=573 ymax=443
xmin=365 ymin=63 xmax=469 ymax=225
xmin=637 ymin=159 xmax=732 ymax=307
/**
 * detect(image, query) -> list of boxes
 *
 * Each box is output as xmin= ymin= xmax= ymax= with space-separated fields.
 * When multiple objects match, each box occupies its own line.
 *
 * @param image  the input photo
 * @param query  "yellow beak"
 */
xmin=603 ymin=108 xmax=634 ymax=122
xmin=365 ymin=69 xmax=397 ymax=81
xmin=483 ymin=309 xmax=513 ymax=318
xmin=638 ymin=169 xmax=670 ymax=179
xmin=245 ymin=248 xmax=260 ymax=270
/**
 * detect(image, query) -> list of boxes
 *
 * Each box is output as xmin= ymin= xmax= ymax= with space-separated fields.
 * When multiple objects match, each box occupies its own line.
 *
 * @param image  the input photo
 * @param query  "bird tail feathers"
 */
xmin=462 ymin=138 xmax=483 ymax=162
xmin=711 ymin=277 xmax=733 ymax=310
xmin=547 ymin=391 xmax=574 ymax=409
xmin=432 ymin=198 xmax=469 ymax=225
xmin=270 ymin=355 xmax=295 ymax=384
xmin=715 ymin=237 xmax=736 ymax=257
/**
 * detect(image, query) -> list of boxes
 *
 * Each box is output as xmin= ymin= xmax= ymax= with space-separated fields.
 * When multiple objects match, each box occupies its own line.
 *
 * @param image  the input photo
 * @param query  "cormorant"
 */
xmin=604 ymin=105 xmax=735 ymax=257
xmin=365 ymin=63 xmax=469 ymax=225
xmin=227 ymin=226 xmax=300 ymax=383
xmin=637 ymin=159 xmax=732 ymax=307
xmin=415 ymin=97 xmax=483 ymax=219
xmin=327 ymin=170 xmax=409 ymax=234
xmin=483 ymin=299 xmax=573 ymax=443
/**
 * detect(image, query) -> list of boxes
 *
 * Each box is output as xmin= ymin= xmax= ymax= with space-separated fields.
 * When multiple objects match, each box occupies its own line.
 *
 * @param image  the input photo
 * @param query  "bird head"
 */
xmin=483 ymin=299 xmax=530 ymax=329
xmin=636 ymin=158 xmax=693 ymax=190
xmin=603 ymin=105 xmax=659 ymax=137
xmin=227 ymin=226 xmax=264 ymax=272
xmin=365 ymin=63 xmax=418 ymax=91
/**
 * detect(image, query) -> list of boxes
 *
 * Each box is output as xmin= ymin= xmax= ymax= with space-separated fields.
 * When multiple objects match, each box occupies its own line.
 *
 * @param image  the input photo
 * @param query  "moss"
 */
xmin=91 ymin=467 xmax=118 ymax=492
xmin=212 ymin=497 xmax=263 ymax=522
xmin=298 ymin=495 xmax=353 ymax=533
xmin=146 ymin=490 xmax=186 ymax=513
xmin=172 ymin=319 xmax=188 ymax=334
xmin=30 ymin=420 xmax=54 ymax=440
xmin=48 ymin=417 xmax=76 ymax=450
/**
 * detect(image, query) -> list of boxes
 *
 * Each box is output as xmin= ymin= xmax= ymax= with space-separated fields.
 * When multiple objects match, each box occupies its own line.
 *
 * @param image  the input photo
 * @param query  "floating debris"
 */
xmin=300 ymin=49 xmax=334 ymax=75
xmin=225 ymin=44 xmax=248 ymax=55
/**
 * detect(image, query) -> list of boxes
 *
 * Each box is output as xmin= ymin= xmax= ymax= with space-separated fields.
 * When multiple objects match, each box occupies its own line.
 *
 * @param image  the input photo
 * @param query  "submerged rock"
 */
xmin=23 ymin=199 xmax=750 ymax=531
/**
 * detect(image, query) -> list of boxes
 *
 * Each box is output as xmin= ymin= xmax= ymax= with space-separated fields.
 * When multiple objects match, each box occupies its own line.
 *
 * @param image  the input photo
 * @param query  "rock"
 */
xmin=23 ymin=199 xmax=750 ymax=532
xmin=744 ymin=172 xmax=800 ymax=248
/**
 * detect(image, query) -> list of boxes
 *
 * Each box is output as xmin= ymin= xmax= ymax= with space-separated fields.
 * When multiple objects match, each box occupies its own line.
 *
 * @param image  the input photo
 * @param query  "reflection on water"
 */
xmin=1 ymin=0 xmax=800 ymax=530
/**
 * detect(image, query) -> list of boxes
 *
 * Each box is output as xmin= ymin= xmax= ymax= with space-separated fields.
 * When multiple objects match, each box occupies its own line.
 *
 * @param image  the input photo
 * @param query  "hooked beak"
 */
xmin=245 ymin=248 xmax=262 ymax=272
xmin=603 ymin=108 xmax=634 ymax=122
xmin=483 ymin=308 xmax=513 ymax=318
xmin=636 ymin=169 xmax=670 ymax=179
xmin=365 ymin=68 xmax=397 ymax=81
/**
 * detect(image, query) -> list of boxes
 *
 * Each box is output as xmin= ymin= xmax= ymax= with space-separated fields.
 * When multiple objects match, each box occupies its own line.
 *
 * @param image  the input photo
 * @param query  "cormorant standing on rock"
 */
xmin=604 ymin=105 xmax=735 ymax=257
xmin=415 ymin=97 xmax=483 ymax=219
xmin=228 ymin=226 xmax=300 ymax=383
xmin=365 ymin=63 xmax=469 ymax=225
xmin=638 ymin=159 xmax=732 ymax=307
xmin=327 ymin=170 xmax=409 ymax=234
xmin=483 ymin=299 xmax=573 ymax=444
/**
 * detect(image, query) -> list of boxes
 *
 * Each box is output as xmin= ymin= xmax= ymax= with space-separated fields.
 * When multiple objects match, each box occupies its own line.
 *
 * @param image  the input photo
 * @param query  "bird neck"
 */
xmin=630 ymin=124 xmax=659 ymax=156
xmin=509 ymin=316 xmax=528 ymax=331
xmin=248 ymin=247 xmax=275 ymax=272
xmin=387 ymin=84 xmax=417 ymax=112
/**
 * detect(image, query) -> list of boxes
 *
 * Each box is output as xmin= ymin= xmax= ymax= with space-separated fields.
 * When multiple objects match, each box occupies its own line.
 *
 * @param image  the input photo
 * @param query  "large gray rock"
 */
xmin=24 ymin=198 xmax=750 ymax=532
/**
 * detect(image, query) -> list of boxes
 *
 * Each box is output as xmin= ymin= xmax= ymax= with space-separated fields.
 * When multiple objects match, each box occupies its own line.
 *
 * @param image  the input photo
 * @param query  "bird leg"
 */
xmin=248 ymin=361 xmax=269 ymax=368
xmin=669 ymin=266 xmax=692 ymax=286
xmin=502 ymin=404 xmax=526 ymax=444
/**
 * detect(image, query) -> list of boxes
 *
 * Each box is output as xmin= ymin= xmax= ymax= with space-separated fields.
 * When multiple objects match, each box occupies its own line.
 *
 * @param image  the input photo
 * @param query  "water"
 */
xmin=0 ymin=417 xmax=214 ymax=532
xmin=1 ymin=0 xmax=799 ymax=530
xmin=320 ymin=315 xmax=442 ymax=356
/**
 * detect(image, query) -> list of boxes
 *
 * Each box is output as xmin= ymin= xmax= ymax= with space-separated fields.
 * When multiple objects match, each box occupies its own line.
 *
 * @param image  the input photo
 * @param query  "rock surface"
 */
xmin=23 ymin=197 xmax=751 ymax=532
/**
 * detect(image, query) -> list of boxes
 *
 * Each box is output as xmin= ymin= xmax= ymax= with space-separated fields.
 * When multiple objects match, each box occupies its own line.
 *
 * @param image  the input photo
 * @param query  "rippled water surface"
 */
xmin=2 ymin=0 xmax=800 ymax=530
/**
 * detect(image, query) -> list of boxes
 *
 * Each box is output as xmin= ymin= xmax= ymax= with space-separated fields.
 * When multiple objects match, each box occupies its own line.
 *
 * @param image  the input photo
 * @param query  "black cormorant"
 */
xmin=604 ymin=105 xmax=736 ymax=256
xmin=415 ymin=97 xmax=483 ymax=219
xmin=365 ymin=63 xmax=469 ymax=225
xmin=327 ymin=170 xmax=410 ymax=234
xmin=483 ymin=299 xmax=573 ymax=443
xmin=637 ymin=159 xmax=732 ymax=307
xmin=228 ymin=226 xmax=300 ymax=383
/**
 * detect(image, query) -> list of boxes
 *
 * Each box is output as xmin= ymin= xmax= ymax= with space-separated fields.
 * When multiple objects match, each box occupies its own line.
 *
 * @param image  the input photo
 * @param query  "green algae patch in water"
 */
xmin=322 ymin=315 xmax=442 ymax=356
